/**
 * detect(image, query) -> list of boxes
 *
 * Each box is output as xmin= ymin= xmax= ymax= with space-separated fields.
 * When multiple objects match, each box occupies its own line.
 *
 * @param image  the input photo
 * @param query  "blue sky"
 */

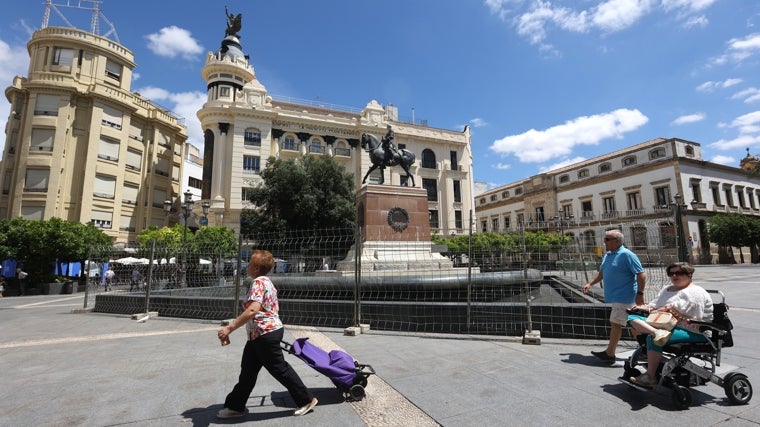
xmin=2 ymin=0 xmax=760 ymax=189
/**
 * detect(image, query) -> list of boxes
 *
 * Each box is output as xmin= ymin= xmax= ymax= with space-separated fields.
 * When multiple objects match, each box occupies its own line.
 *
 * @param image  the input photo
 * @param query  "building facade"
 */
xmin=0 ymin=26 xmax=187 ymax=243
xmin=197 ymin=33 xmax=474 ymax=235
xmin=475 ymin=137 xmax=760 ymax=264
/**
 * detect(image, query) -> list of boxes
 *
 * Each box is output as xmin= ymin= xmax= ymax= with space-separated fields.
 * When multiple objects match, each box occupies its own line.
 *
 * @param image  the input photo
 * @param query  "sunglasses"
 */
xmin=667 ymin=271 xmax=688 ymax=277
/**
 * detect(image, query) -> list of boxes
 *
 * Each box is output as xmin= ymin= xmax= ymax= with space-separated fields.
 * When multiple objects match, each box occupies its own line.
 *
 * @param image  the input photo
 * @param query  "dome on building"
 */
xmin=217 ymin=36 xmax=247 ymax=62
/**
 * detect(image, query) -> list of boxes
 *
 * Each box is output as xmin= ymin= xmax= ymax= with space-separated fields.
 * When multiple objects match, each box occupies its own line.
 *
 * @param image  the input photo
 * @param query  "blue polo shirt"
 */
xmin=600 ymin=245 xmax=644 ymax=304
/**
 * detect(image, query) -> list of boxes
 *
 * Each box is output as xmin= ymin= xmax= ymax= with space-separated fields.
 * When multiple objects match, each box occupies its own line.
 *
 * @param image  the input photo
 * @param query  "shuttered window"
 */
xmin=94 ymin=174 xmax=116 ymax=199
xmin=152 ymin=189 xmax=167 ymax=208
xmin=24 ymin=169 xmax=49 ymax=192
xmin=98 ymin=137 xmax=120 ymax=161
xmin=21 ymin=206 xmax=45 ymax=221
xmin=119 ymin=214 xmax=136 ymax=231
xmin=34 ymin=94 xmax=59 ymax=116
xmin=122 ymin=184 xmax=139 ymax=205
xmin=91 ymin=210 xmax=113 ymax=229
xmin=156 ymin=158 xmax=170 ymax=176
xmin=105 ymin=59 xmax=122 ymax=81
xmin=126 ymin=150 xmax=142 ymax=171
xmin=31 ymin=128 xmax=55 ymax=151
xmin=101 ymin=105 xmax=123 ymax=129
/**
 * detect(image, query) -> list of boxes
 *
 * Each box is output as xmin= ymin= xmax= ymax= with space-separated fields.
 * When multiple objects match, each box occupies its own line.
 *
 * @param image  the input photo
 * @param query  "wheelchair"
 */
xmin=620 ymin=290 xmax=753 ymax=409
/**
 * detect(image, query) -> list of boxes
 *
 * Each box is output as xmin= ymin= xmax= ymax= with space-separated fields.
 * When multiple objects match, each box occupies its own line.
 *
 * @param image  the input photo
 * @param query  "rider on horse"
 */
xmin=381 ymin=126 xmax=400 ymax=164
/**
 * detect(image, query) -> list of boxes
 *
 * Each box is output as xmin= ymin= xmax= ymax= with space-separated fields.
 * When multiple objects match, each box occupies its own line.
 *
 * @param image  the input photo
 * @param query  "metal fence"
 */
xmin=82 ymin=211 xmax=678 ymax=340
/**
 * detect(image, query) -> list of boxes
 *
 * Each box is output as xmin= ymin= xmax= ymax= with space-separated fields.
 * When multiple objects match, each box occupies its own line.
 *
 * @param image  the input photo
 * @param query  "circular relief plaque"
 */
xmin=387 ymin=207 xmax=409 ymax=233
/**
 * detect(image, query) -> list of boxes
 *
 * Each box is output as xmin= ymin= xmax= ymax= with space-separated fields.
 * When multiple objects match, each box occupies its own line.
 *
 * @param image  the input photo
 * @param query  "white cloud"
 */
xmin=494 ymin=163 xmax=512 ymax=170
xmin=470 ymin=118 xmax=488 ymax=127
xmin=487 ymin=0 xmax=716 ymax=49
xmin=489 ymin=108 xmax=649 ymax=162
xmin=708 ymin=110 xmax=760 ymax=150
xmin=696 ymin=78 xmax=742 ymax=92
xmin=145 ymin=26 xmax=204 ymax=60
xmin=672 ymin=113 xmax=705 ymax=125
xmin=730 ymin=87 xmax=760 ymax=103
xmin=710 ymin=33 xmax=760 ymax=66
xmin=135 ymin=86 xmax=207 ymax=149
xmin=710 ymin=154 xmax=736 ymax=165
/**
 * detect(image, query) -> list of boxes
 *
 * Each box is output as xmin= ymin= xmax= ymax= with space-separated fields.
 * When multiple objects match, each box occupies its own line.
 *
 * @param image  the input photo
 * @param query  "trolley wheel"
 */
xmin=358 ymin=377 xmax=368 ymax=388
xmin=349 ymin=384 xmax=366 ymax=401
xmin=724 ymin=372 xmax=753 ymax=405
xmin=671 ymin=385 xmax=692 ymax=410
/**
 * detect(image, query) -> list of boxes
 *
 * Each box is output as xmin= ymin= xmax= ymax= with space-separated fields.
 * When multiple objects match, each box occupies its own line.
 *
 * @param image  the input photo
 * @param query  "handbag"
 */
xmin=646 ymin=311 xmax=677 ymax=330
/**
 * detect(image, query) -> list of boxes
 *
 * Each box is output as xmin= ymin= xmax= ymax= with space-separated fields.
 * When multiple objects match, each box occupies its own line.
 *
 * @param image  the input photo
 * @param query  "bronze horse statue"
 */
xmin=360 ymin=132 xmax=416 ymax=186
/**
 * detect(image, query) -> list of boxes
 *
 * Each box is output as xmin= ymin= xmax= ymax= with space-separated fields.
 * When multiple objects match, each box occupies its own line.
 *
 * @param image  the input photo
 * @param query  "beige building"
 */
xmin=475 ymin=137 xmax=760 ymax=263
xmin=197 ymin=32 xmax=474 ymax=235
xmin=0 ymin=26 xmax=187 ymax=243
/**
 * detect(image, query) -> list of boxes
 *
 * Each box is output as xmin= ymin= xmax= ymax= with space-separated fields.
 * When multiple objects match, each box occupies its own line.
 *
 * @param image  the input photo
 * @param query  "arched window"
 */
xmin=421 ymin=149 xmax=437 ymax=169
xmin=598 ymin=162 xmax=611 ymax=173
xmin=282 ymin=136 xmax=297 ymax=151
xmin=244 ymin=128 xmax=261 ymax=146
xmin=309 ymin=138 xmax=324 ymax=154
xmin=649 ymin=148 xmax=666 ymax=159
xmin=622 ymin=156 xmax=637 ymax=167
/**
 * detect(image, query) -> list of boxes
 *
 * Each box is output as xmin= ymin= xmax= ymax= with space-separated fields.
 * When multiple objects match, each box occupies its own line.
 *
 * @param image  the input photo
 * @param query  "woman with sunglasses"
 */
xmin=626 ymin=262 xmax=713 ymax=387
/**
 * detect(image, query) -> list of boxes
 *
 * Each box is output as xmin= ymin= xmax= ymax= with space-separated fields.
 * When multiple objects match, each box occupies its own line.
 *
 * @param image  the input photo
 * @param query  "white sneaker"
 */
xmin=294 ymin=397 xmax=318 ymax=416
xmin=217 ymin=408 xmax=246 ymax=418
xmin=653 ymin=329 xmax=672 ymax=346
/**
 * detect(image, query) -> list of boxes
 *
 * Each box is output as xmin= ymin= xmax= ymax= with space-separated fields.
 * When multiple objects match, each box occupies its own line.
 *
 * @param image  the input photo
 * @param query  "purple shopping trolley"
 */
xmin=282 ymin=337 xmax=375 ymax=401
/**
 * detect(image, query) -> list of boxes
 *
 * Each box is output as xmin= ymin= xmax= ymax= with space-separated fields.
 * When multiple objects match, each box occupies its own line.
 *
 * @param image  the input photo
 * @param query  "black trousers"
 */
xmin=224 ymin=327 xmax=313 ymax=412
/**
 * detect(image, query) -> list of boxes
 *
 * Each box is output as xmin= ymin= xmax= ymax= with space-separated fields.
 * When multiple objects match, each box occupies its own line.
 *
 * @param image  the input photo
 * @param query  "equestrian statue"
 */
xmin=361 ymin=126 xmax=416 ymax=186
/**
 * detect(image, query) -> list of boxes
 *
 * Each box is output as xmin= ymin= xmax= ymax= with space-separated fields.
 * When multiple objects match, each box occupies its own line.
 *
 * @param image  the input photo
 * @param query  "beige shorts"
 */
xmin=609 ymin=303 xmax=631 ymax=326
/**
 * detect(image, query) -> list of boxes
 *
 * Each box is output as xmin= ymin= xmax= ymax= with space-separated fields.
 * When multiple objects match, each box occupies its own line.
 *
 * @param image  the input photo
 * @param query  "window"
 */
xmin=581 ymin=200 xmax=593 ymax=218
xmin=282 ymin=136 xmax=297 ymax=151
xmin=450 ymin=151 xmax=458 ymax=170
xmin=649 ymin=148 xmax=666 ymax=159
xmin=748 ymin=189 xmax=756 ymax=210
xmin=24 ymin=169 xmax=49 ymax=192
xmin=631 ymin=226 xmax=648 ymax=250
xmin=243 ymin=155 xmax=260 ymax=173
xmin=155 ymin=158 xmax=170 ymax=177
xmin=220 ymin=86 xmax=230 ymax=98
xmin=711 ymin=184 xmax=721 ymax=206
xmin=97 ymin=137 xmax=120 ymax=161
xmin=723 ymin=185 xmax=734 ymax=207
xmin=21 ymin=206 xmax=44 ymax=221
xmin=244 ymin=128 xmax=261 ymax=146
xmin=122 ymin=184 xmax=139 ymax=205
xmin=481 ymin=221 xmax=487 ymax=232
xmin=490 ymin=194 xmax=497 ymax=202
xmin=737 ymin=188 xmax=746 ymax=208
xmin=479 ymin=197 xmax=486 ymax=205
xmin=599 ymin=163 xmax=611 ymax=173
xmin=335 ymin=142 xmax=351 ymax=156
xmin=516 ymin=213 xmax=525 ymax=226
xmin=655 ymin=186 xmax=670 ymax=207
xmin=514 ymin=187 xmax=523 ymax=196
xmin=120 ymin=214 xmax=136 ymax=232
xmin=535 ymin=207 xmax=545 ymax=223
xmin=685 ymin=145 xmax=695 ymax=156
xmin=492 ymin=218 xmax=499 ymax=232
xmin=125 ymin=150 xmax=142 ymax=171
xmin=560 ymin=204 xmax=573 ymax=218
xmin=622 ymin=156 xmax=637 ymax=167
xmin=171 ymin=165 xmax=180 ymax=182
xmin=30 ymin=128 xmax=55 ymax=152
xmin=501 ymin=190 xmax=509 ymax=198
xmin=51 ymin=47 xmax=74 ymax=66
xmin=453 ymin=180 xmax=461 ymax=203
xmin=691 ymin=181 xmax=702 ymax=204
xmin=34 ymin=94 xmax=59 ymax=116
xmin=454 ymin=210 xmax=463 ymax=229
xmin=309 ymin=139 xmax=324 ymax=154
xmin=559 ymin=174 xmax=570 ymax=183
xmin=429 ymin=210 xmax=439 ymax=229
xmin=242 ymin=187 xmax=255 ymax=202
xmin=422 ymin=178 xmax=438 ymax=201
xmin=504 ymin=216 xmax=510 ymax=230
xmin=660 ymin=221 xmax=676 ymax=248
xmin=101 ymin=105 xmax=123 ymax=130
xmin=627 ymin=192 xmax=642 ymax=212
xmin=93 ymin=174 xmax=116 ymax=199
xmin=603 ymin=196 xmax=617 ymax=218
xmin=91 ymin=210 xmax=113 ymax=229
xmin=105 ymin=59 xmax=122 ymax=82
xmin=129 ymin=121 xmax=145 ymax=142
xmin=578 ymin=169 xmax=589 ymax=178
xmin=3 ymin=170 xmax=11 ymax=194
xmin=152 ymin=189 xmax=167 ymax=209
xmin=421 ymin=149 xmax=436 ymax=169
xmin=188 ymin=177 xmax=202 ymax=189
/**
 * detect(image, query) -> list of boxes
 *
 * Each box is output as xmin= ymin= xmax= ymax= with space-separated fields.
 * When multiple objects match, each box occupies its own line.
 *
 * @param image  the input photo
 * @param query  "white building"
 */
xmin=475 ymin=137 xmax=760 ymax=264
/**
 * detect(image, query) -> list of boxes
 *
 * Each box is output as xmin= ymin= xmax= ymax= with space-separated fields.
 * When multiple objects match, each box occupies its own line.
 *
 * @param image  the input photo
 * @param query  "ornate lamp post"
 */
xmin=672 ymin=193 xmax=689 ymax=262
xmin=180 ymin=190 xmax=195 ymax=268
xmin=201 ymin=201 xmax=210 ymax=227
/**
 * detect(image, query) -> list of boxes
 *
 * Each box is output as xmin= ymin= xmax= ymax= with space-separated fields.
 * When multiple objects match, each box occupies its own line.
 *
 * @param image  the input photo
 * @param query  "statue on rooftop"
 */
xmin=225 ymin=6 xmax=242 ymax=38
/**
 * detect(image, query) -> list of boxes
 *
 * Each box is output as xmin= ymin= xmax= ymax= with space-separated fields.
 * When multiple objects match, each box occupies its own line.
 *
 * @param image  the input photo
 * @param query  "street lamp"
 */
xmin=201 ymin=201 xmax=210 ymax=227
xmin=672 ymin=193 xmax=689 ymax=263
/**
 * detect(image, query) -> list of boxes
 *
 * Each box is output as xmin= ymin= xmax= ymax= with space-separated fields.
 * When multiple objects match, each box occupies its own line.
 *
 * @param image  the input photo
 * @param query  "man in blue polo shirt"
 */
xmin=582 ymin=229 xmax=646 ymax=364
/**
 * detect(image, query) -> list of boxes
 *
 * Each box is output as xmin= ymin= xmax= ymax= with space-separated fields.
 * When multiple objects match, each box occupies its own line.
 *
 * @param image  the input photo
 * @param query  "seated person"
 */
xmin=626 ymin=262 xmax=713 ymax=387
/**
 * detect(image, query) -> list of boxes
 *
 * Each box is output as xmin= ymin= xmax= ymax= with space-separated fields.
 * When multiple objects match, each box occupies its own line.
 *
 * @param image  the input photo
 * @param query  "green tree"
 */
xmin=707 ymin=213 xmax=751 ymax=264
xmin=243 ymin=155 xmax=355 ymax=235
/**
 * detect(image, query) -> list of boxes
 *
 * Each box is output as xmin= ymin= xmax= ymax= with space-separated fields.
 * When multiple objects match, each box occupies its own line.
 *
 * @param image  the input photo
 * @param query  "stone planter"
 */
xmin=41 ymin=282 xmax=65 ymax=295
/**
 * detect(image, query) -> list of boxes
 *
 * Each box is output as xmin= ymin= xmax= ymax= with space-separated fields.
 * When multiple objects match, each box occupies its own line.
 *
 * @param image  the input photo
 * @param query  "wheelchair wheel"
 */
xmin=724 ymin=372 xmax=753 ymax=405
xmin=349 ymin=384 xmax=366 ymax=401
xmin=671 ymin=385 xmax=692 ymax=410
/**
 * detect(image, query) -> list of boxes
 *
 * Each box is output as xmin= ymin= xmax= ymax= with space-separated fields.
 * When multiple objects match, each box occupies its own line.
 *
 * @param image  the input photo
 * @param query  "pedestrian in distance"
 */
xmin=16 ymin=268 xmax=28 ymax=296
xmin=105 ymin=267 xmax=115 ymax=291
xmin=130 ymin=267 xmax=142 ymax=292
xmin=216 ymin=249 xmax=318 ymax=419
xmin=582 ymin=229 xmax=646 ymax=364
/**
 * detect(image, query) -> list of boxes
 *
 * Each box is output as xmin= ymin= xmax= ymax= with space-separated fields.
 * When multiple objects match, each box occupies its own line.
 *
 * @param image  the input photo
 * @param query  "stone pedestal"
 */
xmin=336 ymin=184 xmax=454 ymax=272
